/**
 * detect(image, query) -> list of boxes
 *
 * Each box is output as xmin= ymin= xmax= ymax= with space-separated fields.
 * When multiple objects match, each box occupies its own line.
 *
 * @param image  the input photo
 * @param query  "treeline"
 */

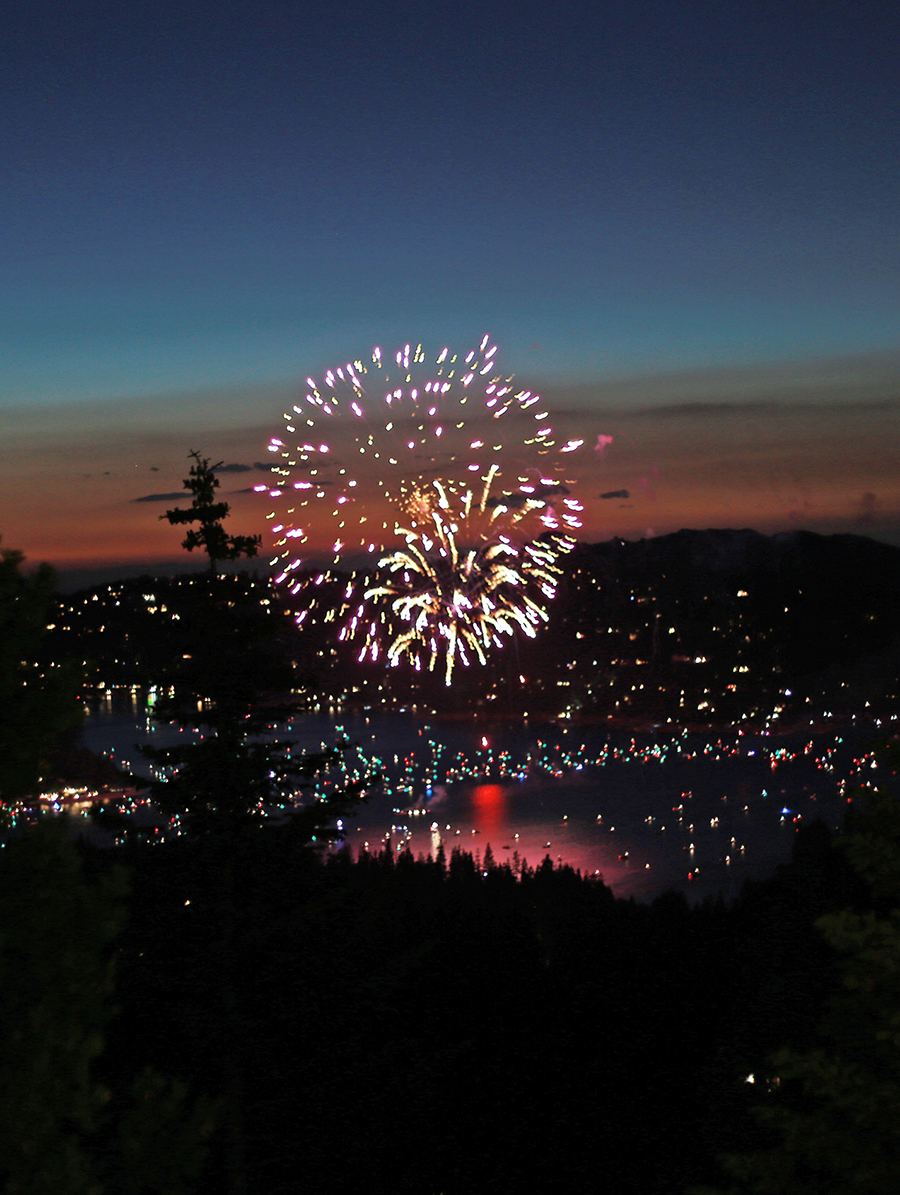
xmin=12 ymin=812 xmax=867 ymax=1195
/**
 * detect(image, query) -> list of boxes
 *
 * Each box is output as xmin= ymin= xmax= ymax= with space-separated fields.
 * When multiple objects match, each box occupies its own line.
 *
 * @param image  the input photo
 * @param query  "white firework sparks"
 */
xmin=264 ymin=337 xmax=590 ymax=680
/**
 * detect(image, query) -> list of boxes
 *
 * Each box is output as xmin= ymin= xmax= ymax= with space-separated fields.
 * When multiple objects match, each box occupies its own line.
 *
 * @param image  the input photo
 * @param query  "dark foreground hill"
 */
xmin=58 ymin=819 xmax=871 ymax=1194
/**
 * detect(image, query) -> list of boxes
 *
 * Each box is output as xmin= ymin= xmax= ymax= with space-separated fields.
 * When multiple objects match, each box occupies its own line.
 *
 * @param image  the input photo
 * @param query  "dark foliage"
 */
xmin=0 ymin=819 xmax=217 ymax=1194
xmin=122 ymin=572 xmax=375 ymax=842
xmin=693 ymin=768 xmax=900 ymax=1194
xmin=82 ymin=811 xmax=861 ymax=1195
xmin=0 ymin=543 xmax=83 ymax=808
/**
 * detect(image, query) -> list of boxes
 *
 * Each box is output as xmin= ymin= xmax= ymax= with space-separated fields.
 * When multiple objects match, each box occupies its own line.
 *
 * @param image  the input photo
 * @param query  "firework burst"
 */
xmin=346 ymin=470 xmax=565 ymax=684
xmin=264 ymin=337 xmax=590 ymax=680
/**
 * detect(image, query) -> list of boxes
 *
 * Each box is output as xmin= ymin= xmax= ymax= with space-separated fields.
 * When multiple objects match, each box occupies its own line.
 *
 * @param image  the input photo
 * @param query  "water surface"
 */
xmin=81 ymin=700 xmax=885 ymax=900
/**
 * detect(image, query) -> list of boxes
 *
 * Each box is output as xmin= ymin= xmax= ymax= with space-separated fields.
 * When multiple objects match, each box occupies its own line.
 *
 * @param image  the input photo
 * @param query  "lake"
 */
xmin=80 ymin=697 xmax=891 ymax=901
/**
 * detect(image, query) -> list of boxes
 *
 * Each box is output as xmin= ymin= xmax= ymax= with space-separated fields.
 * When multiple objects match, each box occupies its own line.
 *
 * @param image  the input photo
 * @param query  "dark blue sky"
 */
xmin=5 ymin=0 xmax=898 ymax=401
xmin=3 ymin=0 xmax=899 ymax=569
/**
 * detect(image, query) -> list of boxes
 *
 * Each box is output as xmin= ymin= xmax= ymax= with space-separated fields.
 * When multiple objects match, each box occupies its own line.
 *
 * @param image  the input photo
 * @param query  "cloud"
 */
xmin=599 ymin=489 xmax=630 ymax=499
xmin=486 ymin=483 xmax=570 ymax=510
xmin=542 ymin=349 xmax=900 ymax=414
xmin=132 ymin=492 xmax=185 ymax=503
xmin=212 ymin=461 xmax=277 ymax=474
xmin=645 ymin=401 xmax=781 ymax=417
xmin=635 ymin=398 xmax=900 ymax=419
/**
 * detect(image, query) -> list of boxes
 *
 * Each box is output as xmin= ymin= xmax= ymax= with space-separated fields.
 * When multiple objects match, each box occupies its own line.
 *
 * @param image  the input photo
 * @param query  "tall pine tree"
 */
xmin=161 ymin=452 xmax=261 ymax=576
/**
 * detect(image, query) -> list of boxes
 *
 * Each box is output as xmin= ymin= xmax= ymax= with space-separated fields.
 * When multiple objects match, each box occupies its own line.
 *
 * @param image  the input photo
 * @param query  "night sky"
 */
xmin=3 ymin=0 xmax=899 ymax=577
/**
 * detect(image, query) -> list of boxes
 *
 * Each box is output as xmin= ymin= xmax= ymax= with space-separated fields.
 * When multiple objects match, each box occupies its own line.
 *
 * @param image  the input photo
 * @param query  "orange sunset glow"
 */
xmin=5 ymin=354 xmax=898 ymax=586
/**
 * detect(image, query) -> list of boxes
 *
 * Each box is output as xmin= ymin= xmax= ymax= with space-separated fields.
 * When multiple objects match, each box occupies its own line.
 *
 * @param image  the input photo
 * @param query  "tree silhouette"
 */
xmin=162 ymin=452 xmax=261 ymax=575
xmin=695 ymin=765 xmax=900 ymax=1194
xmin=133 ymin=572 xmax=374 ymax=841
xmin=0 ymin=819 xmax=217 ymax=1194
xmin=137 ymin=489 xmax=376 ymax=1191
xmin=143 ymin=454 xmax=376 ymax=839
xmin=0 ymin=541 xmax=82 ymax=810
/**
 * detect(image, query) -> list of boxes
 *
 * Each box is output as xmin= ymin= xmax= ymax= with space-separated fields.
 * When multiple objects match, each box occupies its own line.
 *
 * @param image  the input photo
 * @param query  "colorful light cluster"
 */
xmin=265 ymin=337 xmax=588 ymax=681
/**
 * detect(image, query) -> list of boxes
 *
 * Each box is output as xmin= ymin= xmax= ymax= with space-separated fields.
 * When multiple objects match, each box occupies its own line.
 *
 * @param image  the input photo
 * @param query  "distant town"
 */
xmin=49 ymin=528 xmax=900 ymax=730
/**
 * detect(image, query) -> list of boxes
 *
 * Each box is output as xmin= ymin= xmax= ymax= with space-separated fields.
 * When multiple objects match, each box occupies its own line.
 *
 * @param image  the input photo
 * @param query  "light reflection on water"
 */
xmin=471 ymin=783 xmax=506 ymax=837
xmin=80 ymin=702 xmax=881 ymax=901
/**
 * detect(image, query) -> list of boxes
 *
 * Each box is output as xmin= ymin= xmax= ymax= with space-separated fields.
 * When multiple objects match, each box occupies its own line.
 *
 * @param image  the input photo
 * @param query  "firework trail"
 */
xmin=264 ymin=336 xmax=589 ymax=682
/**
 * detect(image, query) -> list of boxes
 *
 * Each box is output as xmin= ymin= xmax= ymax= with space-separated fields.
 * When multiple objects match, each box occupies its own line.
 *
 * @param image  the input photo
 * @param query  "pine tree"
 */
xmin=135 ymin=572 xmax=372 ymax=840
xmin=161 ymin=452 xmax=261 ymax=576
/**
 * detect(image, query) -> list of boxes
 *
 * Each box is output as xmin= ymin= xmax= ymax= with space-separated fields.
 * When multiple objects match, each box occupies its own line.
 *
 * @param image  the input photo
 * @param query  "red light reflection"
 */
xmin=471 ymin=783 xmax=507 ymax=837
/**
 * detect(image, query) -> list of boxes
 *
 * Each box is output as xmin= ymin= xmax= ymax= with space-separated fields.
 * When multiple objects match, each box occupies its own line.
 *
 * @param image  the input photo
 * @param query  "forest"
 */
xmin=4 ymin=796 xmax=900 ymax=1194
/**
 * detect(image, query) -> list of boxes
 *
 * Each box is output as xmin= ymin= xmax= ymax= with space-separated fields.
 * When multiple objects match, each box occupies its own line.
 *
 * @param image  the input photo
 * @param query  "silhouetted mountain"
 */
xmin=49 ymin=530 xmax=900 ymax=723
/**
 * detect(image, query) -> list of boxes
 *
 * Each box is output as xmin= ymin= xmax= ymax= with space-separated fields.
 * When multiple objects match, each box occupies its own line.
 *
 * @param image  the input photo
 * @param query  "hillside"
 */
xmin=49 ymin=529 xmax=900 ymax=723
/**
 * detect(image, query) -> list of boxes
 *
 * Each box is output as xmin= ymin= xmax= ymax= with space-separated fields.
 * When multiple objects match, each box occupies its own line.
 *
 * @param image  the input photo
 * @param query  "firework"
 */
xmin=264 ymin=337 xmax=588 ymax=680
xmin=346 ymin=471 xmax=565 ymax=684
